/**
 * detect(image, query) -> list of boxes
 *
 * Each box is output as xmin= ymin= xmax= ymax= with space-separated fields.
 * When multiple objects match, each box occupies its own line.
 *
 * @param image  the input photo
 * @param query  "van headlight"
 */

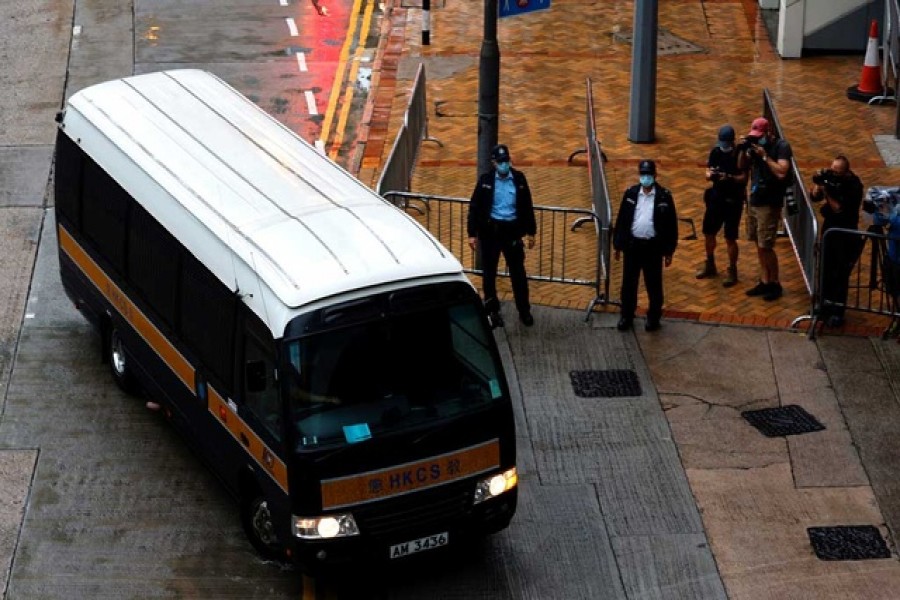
xmin=473 ymin=467 xmax=518 ymax=504
xmin=292 ymin=513 xmax=360 ymax=539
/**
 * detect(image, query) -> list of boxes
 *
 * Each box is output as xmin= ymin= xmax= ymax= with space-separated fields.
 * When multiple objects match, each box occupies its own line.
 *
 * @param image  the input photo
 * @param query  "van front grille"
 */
xmin=352 ymin=480 xmax=473 ymax=538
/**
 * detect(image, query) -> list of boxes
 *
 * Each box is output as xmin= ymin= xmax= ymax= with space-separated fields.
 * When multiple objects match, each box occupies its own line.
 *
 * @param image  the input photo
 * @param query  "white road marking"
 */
xmin=279 ymin=0 xmax=288 ymax=5
xmin=297 ymin=52 xmax=308 ymax=72
xmin=286 ymin=17 xmax=298 ymax=36
xmin=73 ymin=25 xmax=82 ymax=36
xmin=305 ymin=90 xmax=318 ymax=115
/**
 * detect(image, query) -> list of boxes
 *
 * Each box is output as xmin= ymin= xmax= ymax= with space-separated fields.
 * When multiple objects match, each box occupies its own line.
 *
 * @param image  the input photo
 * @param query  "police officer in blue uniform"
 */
xmin=467 ymin=144 xmax=537 ymax=328
xmin=613 ymin=160 xmax=679 ymax=332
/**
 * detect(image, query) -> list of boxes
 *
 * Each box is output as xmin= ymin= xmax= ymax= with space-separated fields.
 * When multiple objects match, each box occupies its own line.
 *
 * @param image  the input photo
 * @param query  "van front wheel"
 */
xmin=241 ymin=493 xmax=283 ymax=560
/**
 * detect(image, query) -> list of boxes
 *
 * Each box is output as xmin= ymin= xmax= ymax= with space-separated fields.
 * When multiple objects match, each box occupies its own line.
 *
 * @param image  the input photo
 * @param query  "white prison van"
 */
xmin=53 ymin=69 xmax=518 ymax=569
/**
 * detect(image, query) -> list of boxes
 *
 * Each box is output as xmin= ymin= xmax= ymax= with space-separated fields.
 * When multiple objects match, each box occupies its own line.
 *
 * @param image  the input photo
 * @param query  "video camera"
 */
xmin=736 ymin=135 xmax=760 ymax=154
xmin=862 ymin=186 xmax=900 ymax=215
xmin=812 ymin=168 xmax=839 ymax=187
xmin=811 ymin=168 xmax=845 ymax=200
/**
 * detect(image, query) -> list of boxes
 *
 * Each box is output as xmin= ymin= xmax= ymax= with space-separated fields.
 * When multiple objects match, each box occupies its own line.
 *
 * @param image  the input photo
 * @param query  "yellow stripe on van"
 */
xmin=58 ymin=224 xmax=195 ymax=389
xmin=208 ymin=387 xmax=288 ymax=492
xmin=320 ymin=439 xmax=500 ymax=510
xmin=59 ymin=223 xmax=288 ymax=494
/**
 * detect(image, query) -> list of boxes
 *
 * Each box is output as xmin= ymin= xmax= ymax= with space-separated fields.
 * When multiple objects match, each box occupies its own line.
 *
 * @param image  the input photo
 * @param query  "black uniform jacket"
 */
xmin=467 ymin=168 xmax=537 ymax=239
xmin=613 ymin=183 xmax=679 ymax=257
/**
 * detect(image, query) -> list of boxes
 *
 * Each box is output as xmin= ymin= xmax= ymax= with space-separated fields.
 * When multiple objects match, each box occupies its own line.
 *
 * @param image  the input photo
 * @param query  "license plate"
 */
xmin=389 ymin=532 xmax=449 ymax=559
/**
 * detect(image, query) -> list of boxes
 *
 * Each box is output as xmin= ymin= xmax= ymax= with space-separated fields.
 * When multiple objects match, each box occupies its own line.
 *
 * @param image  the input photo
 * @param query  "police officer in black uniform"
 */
xmin=467 ymin=144 xmax=537 ymax=328
xmin=613 ymin=160 xmax=679 ymax=332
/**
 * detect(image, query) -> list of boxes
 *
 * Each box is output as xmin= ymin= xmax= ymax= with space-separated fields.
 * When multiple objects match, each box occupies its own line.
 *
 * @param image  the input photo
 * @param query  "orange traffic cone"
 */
xmin=848 ymin=19 xmax=888 ymax=102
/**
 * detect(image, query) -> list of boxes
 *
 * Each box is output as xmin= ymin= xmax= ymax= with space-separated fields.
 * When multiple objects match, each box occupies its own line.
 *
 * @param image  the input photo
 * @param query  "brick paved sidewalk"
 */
xmin=357 ymin=0 xmax=899 ymax=337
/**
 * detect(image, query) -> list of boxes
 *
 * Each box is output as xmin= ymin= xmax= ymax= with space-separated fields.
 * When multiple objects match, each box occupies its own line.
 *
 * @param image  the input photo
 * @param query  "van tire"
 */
xmin=107 ymin=326 xmax=140 ymax=395
xmin=241 ymin=492 xmax=284 ymax=560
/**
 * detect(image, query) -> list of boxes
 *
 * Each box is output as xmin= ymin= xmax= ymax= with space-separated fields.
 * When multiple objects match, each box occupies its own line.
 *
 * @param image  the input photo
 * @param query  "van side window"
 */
xmin=81 ymin=158 xmax=129 ymax=274
xmin=128 ymin=205 xmax=179 ymax=327
xmin=54 ymin=132 xmax=83 ymax=229
xmin=243 ymin=337 xmax=282 ymax=443
xmin=179 ymin=254 xmax=235 ymax=385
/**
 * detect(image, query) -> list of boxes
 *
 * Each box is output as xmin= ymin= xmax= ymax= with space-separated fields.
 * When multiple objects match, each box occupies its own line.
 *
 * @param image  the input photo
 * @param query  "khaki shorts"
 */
xmin=746 ymin=205 xmax=782 ymax=249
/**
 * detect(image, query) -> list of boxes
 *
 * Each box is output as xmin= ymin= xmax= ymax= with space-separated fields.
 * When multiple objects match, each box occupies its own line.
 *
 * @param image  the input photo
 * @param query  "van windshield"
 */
xmin=285 ymin=302 xmax=504 ymax=450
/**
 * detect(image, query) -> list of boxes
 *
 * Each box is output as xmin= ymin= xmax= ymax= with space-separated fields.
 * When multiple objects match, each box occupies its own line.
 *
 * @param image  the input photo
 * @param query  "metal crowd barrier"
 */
xmin=382 ymin=191 xmax=603 ymax=315
xmin=376 ymin=63 xmax=442 ymax=198
xmin=803 ymin=226 xmax=900 ymax=339
xmin=569 ymin=78 xmax=614 ymax=318
xmin=763 ymin=88 xmax=818 ymax=297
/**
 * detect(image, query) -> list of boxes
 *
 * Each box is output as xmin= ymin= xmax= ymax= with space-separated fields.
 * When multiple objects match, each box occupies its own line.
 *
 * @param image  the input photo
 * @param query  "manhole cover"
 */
xmin=741 ymin=405 xmax=825 ymax=437
xmin=611 ymin=28 xmax=705 ymax=55
xmin=807 ymin=526 xmax=891 ymax=561
xmin=570 ymin=370 xmax=641 ymax=398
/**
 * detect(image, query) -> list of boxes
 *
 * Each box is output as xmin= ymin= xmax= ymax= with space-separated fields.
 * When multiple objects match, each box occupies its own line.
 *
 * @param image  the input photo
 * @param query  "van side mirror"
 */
xmin=245 ymin=360 xmax=267 ymax=393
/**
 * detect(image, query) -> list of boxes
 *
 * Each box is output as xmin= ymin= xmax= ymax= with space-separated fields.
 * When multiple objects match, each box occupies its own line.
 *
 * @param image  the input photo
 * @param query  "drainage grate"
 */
xmin=741 ymin=405 xmax=825 ymax=437
xmin=807 ymin=526 xmax=891 ymax=561
xmin=570 ymin=370 xmax=641 ymax=398
xmin=611 ymin=28 xmax=705 ymax=55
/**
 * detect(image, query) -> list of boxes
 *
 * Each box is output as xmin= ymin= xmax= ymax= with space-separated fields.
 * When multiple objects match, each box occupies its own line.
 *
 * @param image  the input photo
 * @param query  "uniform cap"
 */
xmin=638 ymin=159 xmax=656 ymax=175
xmin=491 ymin=144 xmax=511 ymax=162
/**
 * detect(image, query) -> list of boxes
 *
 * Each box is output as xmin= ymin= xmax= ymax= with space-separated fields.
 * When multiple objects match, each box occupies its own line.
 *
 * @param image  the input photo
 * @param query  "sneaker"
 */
xmin=695 ymin=261 xmax=717 ymax=279
xmin=616 ymin=317 xmax=633 ymax=331
xmin=487 ymin=311 xmax=504 ymax=329
xmin=519 ymin=312 xmax=534 ymax=326
xmin=722 ymin=265 xmax=738 ymax=288
xmin=762 ymin=282 xmax=783 ymax=302
xmin=644 ymin=320 xmax=661 ymax=332
xmin=745 ymin=281 xmax=769 ymax=297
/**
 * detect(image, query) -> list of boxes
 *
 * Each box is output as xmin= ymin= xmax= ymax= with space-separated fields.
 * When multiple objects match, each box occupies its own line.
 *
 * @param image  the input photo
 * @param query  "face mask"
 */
xmin=639 ymin=175 xmax=654 ymax=187
xmin=496 ymin=162 xmax=511 ymax=176
xmin=757 ymin=136 xmax=767 ymax=147
xmin=718 ymin=142 xmax=733 ymax=152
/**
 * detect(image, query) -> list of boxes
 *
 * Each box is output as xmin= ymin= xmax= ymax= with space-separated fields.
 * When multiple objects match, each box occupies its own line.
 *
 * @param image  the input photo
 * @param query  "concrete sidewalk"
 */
xmin=492 ymin=302 xmax=900 ymax=598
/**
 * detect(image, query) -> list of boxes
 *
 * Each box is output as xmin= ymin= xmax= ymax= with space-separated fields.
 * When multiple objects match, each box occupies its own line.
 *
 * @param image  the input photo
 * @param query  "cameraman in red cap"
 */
xmin=737 ymin=117 xmax=793 ymax=302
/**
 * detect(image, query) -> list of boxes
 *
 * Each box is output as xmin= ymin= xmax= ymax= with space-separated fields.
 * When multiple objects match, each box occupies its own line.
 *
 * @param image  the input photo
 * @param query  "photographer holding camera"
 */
xmin=696 ymin=124 xmax=748 ymax=287
xmin=737 ymin=117 xmax=792 ymax=301
xmin=810 ymin=155 xmax=864 ymax=327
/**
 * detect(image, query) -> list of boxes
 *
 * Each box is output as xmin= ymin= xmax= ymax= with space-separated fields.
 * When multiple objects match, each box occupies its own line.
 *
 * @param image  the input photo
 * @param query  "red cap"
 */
xmin=748 ymin=117 xmax=769 ymax=137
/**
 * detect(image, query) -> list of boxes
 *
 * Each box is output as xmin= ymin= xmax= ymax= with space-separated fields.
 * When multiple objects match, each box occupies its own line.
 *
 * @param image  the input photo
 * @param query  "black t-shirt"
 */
xmin=749 ymin=138 xmax=793 ymax=207
xmin=707 ymin=147 xmax=745 ymax=201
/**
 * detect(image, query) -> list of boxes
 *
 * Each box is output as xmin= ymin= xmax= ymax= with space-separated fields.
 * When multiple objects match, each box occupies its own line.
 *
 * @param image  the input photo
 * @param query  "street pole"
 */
xmin=422 ymin=0 xmax=431 ymax=45
xmin=477 ymin=0 xmax=500 ymax=177
xmin=628 ymin=0 xmax=658 ymax=142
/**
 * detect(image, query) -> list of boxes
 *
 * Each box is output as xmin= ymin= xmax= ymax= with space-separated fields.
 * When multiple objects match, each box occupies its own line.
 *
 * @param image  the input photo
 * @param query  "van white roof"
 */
xmin=60 ymin=70 xmax=463 ymax=336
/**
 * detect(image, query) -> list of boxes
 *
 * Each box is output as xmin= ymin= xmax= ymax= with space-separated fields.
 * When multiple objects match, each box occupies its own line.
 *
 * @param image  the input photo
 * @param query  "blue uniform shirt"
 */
xmin=490 ymin=172 xmax=517 ymax=221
